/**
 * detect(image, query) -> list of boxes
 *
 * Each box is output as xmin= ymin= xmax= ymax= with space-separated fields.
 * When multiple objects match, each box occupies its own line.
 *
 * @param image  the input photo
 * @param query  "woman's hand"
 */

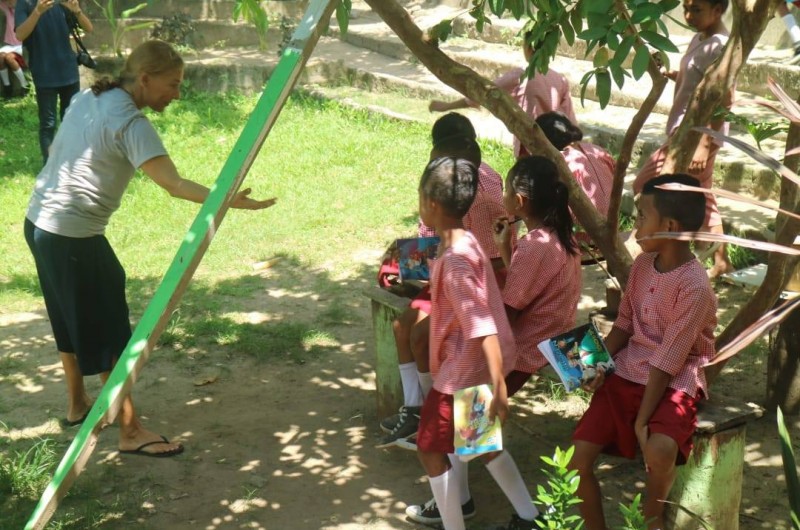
xmin=231 ymin=188 xmax=277 ymax=210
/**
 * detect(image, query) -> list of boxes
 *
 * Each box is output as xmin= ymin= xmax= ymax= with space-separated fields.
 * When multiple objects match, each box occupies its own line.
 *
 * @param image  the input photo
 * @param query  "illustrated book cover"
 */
xmin=396 ymin=236 xmax=439 ymax=282
xmin=537 ymin=322 xmax=615 ymax=393
xmin=453 ymin=384 xmax=502 ymax=461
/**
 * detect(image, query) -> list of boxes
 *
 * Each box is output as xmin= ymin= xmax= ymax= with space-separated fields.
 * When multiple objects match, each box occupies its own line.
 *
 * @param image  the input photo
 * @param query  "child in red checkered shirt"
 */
xmin=408 ymin=156 xmax=544 ymax=530
xmin=570 ymin=174 xmax=718 ymax=530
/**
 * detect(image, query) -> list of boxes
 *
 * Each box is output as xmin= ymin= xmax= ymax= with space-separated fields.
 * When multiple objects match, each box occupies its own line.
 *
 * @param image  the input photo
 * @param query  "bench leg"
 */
xmin=370 ymin=300 xmax=404 ymax=419
xmin=665 ymin=425 xmax=746 ymax=530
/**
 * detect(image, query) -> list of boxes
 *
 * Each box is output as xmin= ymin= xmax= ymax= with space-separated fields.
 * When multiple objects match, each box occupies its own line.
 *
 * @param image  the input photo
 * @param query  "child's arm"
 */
xmin=429 ymin=98 xmax=478 ymax=113
xmin=634 ymin=366 xmax=672 ymax=455
xmin=481 ymin=334 xmax=509 ymax=425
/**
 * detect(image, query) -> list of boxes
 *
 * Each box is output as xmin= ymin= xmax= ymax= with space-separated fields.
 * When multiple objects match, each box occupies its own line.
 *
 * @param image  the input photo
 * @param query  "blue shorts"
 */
xmin=25 ymin=219 xmax=132 ymax=375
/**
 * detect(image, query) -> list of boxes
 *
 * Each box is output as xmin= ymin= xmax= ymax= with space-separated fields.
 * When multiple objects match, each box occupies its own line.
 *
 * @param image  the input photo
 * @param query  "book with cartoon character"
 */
xmin=397 ymin=237 xmax=440 ymax=282
xmin=453 ymin=384 xmax=503 ymax=461
xmin=537 ymin=322 xmax=615 ymax=393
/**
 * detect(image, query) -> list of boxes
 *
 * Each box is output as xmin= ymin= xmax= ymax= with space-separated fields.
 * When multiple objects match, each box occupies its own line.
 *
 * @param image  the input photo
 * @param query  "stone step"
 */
xmin=82 ymin=17 xmax=286 ymax=51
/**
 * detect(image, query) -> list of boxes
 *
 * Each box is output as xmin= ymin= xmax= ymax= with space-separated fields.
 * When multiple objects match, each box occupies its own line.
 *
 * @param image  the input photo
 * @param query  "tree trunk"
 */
xmin=362 ymin=0 xmax=634 ymax=286
xmin=767 ymin=306 xmax=800 ymax=414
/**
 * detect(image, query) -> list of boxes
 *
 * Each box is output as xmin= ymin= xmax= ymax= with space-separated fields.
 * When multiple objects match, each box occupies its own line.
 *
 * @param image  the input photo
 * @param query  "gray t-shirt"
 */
xmin=26 ymin=88 xmax=168 ymax=237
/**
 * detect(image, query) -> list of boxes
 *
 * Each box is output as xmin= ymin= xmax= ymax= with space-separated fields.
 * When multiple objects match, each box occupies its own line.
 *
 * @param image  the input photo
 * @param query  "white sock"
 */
xmin=0 ymin=69 xmax=9 ymax=86
xmin=448 ymin=453 xmax=471 ymax=503
xmin=399 ymin=362 xmax=423 ymax=407
xmin=486 ymin=451 xmax=539 ymax=521
xmin=784 ymin=14 xmax=800 ymax=46
xmin=12 ymin=69 xmax=27 ymax=88
xmin=429 ymin=469 xmax=466 ymax=530
xmin=418 ymin=371 xmax=433 ymax=398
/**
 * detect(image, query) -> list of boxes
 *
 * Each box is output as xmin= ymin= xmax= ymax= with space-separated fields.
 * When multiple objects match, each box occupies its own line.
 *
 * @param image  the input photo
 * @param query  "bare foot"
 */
xmin=119 ymin=428 xmax=183 ymax=457
xmin=707 ymin=258 xmax=735 ymax=279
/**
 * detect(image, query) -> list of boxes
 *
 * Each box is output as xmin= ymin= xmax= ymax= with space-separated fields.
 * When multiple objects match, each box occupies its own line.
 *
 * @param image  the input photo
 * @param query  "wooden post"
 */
xmin=665 ymin=398 xmax=763 ymax=530
xmin=364 ymin=286 xmax=408 ymax=418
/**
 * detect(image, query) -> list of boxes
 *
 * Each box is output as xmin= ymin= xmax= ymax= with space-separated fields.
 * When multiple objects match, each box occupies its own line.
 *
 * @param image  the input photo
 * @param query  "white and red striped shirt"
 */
xmin=563 ymin=142 xmax=615 ymax=218
xmin=502 ymin=228 xmax=582 ymax=373
xmin=429 ymin=231 xmax=517 ymax=394
xmin=612 ymin=253 xmax=717 ymax=398
xmin=419 ymin=162 xmax=508 ymax=260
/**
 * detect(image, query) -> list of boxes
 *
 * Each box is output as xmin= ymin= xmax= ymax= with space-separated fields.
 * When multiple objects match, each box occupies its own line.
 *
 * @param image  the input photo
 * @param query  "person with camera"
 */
xmin=15 ymin=0 xmax=92 ymax=165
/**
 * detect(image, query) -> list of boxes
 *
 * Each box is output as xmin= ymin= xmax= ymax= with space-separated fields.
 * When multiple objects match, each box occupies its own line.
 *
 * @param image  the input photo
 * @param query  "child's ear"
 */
xmin=515 ymin=193 xmax=527 ymax=213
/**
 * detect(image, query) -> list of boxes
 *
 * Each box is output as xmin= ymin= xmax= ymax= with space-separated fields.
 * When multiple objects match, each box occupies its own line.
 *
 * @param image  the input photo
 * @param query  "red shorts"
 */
xmin=505 ymin=370 xmax=533 ymax=397
xmin=573 ymin=375 xmax=698 ymax=465
xmin=417 ymin=388 xmax=455 ymax=453
xmin=409 ymin=284 xmax=431 ymax=314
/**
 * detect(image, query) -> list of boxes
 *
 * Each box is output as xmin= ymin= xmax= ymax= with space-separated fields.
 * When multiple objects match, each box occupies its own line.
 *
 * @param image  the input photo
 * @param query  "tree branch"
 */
xmin=364 ymin=0 xmax=633 ymax=285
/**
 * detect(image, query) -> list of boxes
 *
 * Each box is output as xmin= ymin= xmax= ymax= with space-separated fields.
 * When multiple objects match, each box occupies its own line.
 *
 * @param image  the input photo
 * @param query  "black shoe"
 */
xmin=379 ymin=405 xmax=421 ymax=433
xmin=405 ymin=496 xmax=476 ymax=524
xmin=497 ymin=513 xmax=546 ymax=530
xmin=375 ymin=406 xmax=420 ymax=448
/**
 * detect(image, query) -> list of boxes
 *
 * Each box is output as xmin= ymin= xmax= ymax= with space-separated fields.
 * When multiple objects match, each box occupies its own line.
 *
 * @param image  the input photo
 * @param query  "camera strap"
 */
xmin=63 ymin=8 xmax=92 ymax=59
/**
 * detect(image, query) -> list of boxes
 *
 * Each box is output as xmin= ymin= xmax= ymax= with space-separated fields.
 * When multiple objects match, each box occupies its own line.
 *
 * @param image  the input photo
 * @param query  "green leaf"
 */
xmin=509 ymin=0 xmax=525 ymax=18
xmin=120 ymin=2 xmax=149 ymax=18
xmin=489 ymin=0 xmax=506 ymax=16
xmin=570 ymin=5 xmax=584 ymax=34
xmin=580 ymin=71 xmax=594 ymax=107
xmin=561 ymin=16 xmax=575 ymax=45
xmin=632 ymin=43 xmax=651 ymax=80
xmin=659 ymin=0 xmax=681 ymax=11
xmin=611 ymin=34 xmax=635 ymax=67
xmin=596 ymin=69 xmax=611 ymax=108
xmin=336 ymin=2 xmax=349 ymax=35
xmin=631 ymin=3 xmax=663 ymax=24
xmin=433 ymin=19 xmax=453 ymax=42
xmin=640 ymin=30 xmax=679 ymax=53
xmin=610 ymin=63 xmax=627 ymax=88
xmin=586 ymin=0 xmax=614 ymax=14
xmin=578 ymin=26 xmax=608 ymax=40
xmin=593 ymin=47 xmax=609 ymax=67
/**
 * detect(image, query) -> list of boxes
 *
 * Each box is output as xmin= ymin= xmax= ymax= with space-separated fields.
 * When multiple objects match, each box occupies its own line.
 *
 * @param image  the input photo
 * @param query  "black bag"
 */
xmin=65 ymin=9 xmax=96 ymax=69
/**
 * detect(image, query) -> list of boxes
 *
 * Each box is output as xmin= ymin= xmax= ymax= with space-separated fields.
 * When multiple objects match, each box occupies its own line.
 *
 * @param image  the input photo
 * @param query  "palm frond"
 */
xmin=641 ymin=231 xmax=800 ymax=255
xmin=706 ymin=296 xmax=800 ymax=366
xmin=655 ymin=183 xmax=800 ymax=222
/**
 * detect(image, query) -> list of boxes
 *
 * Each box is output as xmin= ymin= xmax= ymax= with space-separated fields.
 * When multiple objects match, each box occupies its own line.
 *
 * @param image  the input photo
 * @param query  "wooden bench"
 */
xmin=364 ymin=287 xmax=764 ymax=529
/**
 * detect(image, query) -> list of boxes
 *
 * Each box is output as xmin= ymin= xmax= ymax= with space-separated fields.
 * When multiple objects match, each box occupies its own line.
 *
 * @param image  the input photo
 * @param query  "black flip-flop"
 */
xmin=59 ymin=411 xmax=89 ymax=428
xmin=119 ymin=435 xmax=184 ymax=458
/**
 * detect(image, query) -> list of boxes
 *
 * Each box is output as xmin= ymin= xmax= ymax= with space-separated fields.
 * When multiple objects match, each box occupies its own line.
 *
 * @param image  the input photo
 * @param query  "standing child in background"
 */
xmin=535 ymin=111 xmax=614 ymax=221
xmin=406 ymin=155 xmax=583 ymax=527
xmin=632 ymin=0 xmax=733 ymax=278
xmin=408 ymin=156 xmax=543 ymax=530
xmin=428 ymin=31 xmax=576 ymax=159
xmin=0 ymin=0 xmax=28 ymax=98
xmin=777 ymin=1 xmax=800 ymax=64
xmin=377 ymin=113 xmax=510 ymax=459
xmin=570 ymin=174 xmax=717 ymax=530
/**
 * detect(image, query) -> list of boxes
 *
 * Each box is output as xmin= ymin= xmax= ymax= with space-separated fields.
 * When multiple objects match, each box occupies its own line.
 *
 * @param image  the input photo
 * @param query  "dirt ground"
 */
xmin=0 ymin=261 xmax=796 ymax=530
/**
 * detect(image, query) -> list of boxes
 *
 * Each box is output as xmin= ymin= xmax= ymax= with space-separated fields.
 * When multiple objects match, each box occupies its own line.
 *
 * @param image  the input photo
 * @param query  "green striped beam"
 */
xmin=26 ymin=1 xmax=339 ymax=528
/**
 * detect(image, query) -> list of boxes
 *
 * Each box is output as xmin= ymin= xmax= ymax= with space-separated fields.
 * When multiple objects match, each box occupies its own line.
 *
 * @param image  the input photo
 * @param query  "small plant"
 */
xmin=534 ymin=445 xmax=584 ymax=529
xmin=92 ymin=0 xmax=155 ymax=57
xmin=151 ymin=13 xmax=197 ymax=48
xmin=617 ymin=494 xmax=648 ymax=530
xmin=0 ymin=438 xmax=57 ymax=498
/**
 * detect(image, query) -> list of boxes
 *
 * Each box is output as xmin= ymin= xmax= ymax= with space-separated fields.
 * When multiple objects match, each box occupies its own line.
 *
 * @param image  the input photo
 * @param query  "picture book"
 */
xmin=453 ymin=384 xmax=502 ymax=461
xmin=396 ymin=236 xmax=440 ymax=282
xmin=537 ymin=322 xmax=615 ymax=393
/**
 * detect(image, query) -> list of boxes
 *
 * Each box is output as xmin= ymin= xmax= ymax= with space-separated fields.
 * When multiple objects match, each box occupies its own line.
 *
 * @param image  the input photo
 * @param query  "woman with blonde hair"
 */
xmin=24 ymin=40 xmax=276 ymax=457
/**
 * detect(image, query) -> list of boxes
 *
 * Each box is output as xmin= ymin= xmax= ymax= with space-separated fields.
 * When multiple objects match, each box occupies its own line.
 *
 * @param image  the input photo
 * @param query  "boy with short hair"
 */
xmin=409 ymin=156 xmax=543 ymax=530
xmin=570 ymin=173 xmax=718 ymax=530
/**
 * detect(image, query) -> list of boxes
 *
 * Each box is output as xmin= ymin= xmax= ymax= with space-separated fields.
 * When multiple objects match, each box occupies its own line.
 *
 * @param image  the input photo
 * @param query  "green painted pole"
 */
xmin=25 ymin=1 xmax=339 ymax=528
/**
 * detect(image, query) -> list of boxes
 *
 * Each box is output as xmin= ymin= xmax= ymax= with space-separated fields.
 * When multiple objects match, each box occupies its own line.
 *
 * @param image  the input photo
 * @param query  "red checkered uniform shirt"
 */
xmin=502 ymin=228 xmax=582 ymax=373
xmin=563 ymin=142 xmax=614 ymax=218
xmin=429 ymin=232 xmax=517 ymax=394
xmin=419 ymin=162 xmax=508 ymax=260
xmin=612 ymin=253 xmax=717 ymax=398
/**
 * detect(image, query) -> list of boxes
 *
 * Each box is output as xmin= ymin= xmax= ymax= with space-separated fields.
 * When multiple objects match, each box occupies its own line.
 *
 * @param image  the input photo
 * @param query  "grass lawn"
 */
xmin=0 ymin=88 xmax=516 ymax=528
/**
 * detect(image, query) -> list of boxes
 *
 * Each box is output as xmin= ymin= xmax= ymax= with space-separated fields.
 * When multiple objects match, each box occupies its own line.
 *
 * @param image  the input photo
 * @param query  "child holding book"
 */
xmin=409 ymin=156 xmax=543 ymax=530
xmin=632 ymin=0 xmax=733 ymax=277
xmin=493 ymin=155 xmax=583 ymax=396
xmin=429 ymin=32 xmax=576 ymax=159
xmin=378 ymin=114 xmax=509 ymax=455
xmin=570 ymin=173 xmax=718 ymax=530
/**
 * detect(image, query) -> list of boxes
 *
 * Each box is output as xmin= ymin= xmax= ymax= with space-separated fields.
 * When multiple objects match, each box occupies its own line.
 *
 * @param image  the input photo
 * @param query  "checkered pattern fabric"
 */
xmin=502 ymin=228 xmax=582 ymax=373
xmin=429 ymin=232 xmax=517 ymax=394
xmin=612 ymin=253 xmax=717 ymax=398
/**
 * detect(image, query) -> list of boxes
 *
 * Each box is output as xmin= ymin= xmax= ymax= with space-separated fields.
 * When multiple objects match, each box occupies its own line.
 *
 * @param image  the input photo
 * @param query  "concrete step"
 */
xmin=85 ymin=0 xmax=307 ymax=22
xmin=82 ymin=17 xmax=286 ymax=52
